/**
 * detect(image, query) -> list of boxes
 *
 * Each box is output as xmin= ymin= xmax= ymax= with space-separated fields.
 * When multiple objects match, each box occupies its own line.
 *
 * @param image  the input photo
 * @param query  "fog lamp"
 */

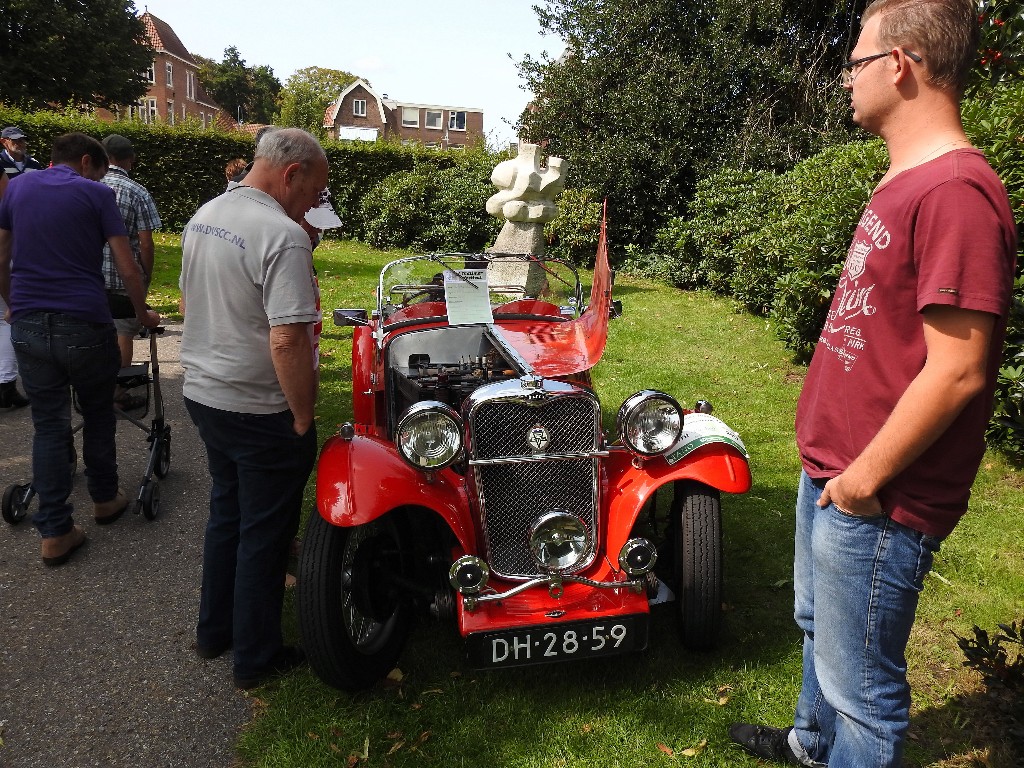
xmin=618 ymin=538 xmax=658 ymax=576
xmin=449 ymin=555 xmax=489 ymax=595
xmin=396 ymin=401 xmax=463 ymax=470
xmin=616 ymin=390 xmax=683 ymax=456
xmin=529 ymin=510 xmax=590 ymax=573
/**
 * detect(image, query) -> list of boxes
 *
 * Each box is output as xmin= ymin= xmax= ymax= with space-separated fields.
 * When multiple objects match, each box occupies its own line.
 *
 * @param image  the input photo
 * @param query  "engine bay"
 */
xmin=387 ymin=326 xmax=522 ymax=420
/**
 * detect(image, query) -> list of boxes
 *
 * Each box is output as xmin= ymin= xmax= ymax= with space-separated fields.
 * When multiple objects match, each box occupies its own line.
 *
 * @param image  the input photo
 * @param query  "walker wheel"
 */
xmin=2 ymin=483 xmax=30 ymax=525
xmin=140 ymin=481 xmax=160 ymax=521
xmin=154 ymin=430 xmax=171 ymax=479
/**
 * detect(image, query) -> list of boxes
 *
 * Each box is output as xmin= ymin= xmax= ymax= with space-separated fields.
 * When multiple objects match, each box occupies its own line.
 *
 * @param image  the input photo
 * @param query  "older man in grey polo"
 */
xmin=180 ymin=127 xmax=327 ymax=690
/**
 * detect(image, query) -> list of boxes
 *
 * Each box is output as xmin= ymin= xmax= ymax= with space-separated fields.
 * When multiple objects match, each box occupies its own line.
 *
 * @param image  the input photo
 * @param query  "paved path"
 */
xmin=0 ymin=324 xmax=252 ymax=768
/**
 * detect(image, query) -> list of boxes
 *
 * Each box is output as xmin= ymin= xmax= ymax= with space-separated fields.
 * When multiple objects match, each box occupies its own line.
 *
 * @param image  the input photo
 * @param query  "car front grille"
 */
xmin=469 ymin=393 xmax=600 ymax=578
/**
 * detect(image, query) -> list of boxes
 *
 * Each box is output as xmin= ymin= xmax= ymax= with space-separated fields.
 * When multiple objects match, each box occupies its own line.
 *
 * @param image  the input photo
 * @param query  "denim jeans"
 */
xmin=11 ymin=312 xmax=121 ymax=538
xmin=791 ymin=470 xmax=942 ymax=768
xmin=184 ymin=398 xmax=316 ymax=680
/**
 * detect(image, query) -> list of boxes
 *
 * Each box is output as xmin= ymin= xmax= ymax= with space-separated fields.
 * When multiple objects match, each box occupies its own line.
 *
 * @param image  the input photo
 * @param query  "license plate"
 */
xmin=466 ymin=615 xmax=648 ymax=668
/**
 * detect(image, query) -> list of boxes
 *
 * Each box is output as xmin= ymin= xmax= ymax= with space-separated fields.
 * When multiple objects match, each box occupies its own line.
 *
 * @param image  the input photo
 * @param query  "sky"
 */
xmin=137 ymin=0 xmax=564 ymax=147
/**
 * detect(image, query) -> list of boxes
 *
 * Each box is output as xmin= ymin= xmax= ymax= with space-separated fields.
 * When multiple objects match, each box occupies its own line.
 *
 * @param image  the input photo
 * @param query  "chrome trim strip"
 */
xmin=465 ymin=574 xmax=645 ymax=606
xmin=468 ymin=450 xmax=610 ymax=466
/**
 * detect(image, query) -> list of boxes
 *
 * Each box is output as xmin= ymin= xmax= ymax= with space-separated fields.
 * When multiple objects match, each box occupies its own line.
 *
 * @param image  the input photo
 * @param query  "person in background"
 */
xmin=226 ymin=125 xmax=279 ymax=190
xmin=0 ymin=169 xmax=28 ymax=409
xmin=99 ymin=134 xmax=161 ymax=382
xmin=728 ymin=1 xmax=1017 ymax=766
xmin=180 ymin=127 xmax=326 ymax=689
xmin=0 ymin=126 xmax=44 ymax=179
xmin=224 ymin=157 xmax=247 ymax=185
xmin=0 ymin=133 xmax=160 ymax=567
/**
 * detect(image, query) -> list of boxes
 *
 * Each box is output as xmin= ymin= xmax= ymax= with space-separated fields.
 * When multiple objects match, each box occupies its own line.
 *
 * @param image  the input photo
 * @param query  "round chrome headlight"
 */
xmin=616 ymin=390 xmax=683 ymax=456
xmin=396 ymin=401 xmax=463 ymax=470
xmin=528 ymin=510 xmax=590 ymax=573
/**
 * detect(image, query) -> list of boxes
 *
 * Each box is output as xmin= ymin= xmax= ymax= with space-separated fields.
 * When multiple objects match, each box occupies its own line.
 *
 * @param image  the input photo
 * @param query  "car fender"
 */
xmin=316 ymin=433 xmax=475 ymax=553
xmin=603 ymin=442 xmax=751 ymax=559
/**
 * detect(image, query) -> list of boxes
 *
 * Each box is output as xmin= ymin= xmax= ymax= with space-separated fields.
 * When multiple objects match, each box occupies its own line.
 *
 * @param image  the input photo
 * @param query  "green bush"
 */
xmin=360 ymin=151 xmax=501 ymax=253
xmin=544 ymin=186 xmax=602 ymax=266
xmin=639 ymin=79 xmax=1024 ymax=453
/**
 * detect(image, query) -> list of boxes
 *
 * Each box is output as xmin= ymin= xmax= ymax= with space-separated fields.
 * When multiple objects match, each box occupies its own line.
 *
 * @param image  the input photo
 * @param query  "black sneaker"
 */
xmin=234 ymin=645 xmax=306 ymax=690
xmin=729 ymin=723 xmax=802 ymax=764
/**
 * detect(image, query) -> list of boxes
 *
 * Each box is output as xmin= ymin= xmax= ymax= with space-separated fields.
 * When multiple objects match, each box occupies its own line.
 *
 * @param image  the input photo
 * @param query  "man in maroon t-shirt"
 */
xmin=730 ymin=1 xmax=1017 ymax=766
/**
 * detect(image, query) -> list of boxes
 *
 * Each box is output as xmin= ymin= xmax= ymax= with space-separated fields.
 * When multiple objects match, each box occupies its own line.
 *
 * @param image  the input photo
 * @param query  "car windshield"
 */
xmin=378 ymin=252 xmax=583 ymax=327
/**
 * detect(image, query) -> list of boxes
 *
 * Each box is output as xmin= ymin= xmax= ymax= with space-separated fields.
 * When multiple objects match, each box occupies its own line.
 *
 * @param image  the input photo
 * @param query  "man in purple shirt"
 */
xmin=0 ymin=132 xmax=160 ymax=566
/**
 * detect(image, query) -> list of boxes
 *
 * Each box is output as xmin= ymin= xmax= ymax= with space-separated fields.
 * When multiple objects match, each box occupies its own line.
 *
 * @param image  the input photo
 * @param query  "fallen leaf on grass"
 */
xmin=422 ymin=688 xmax=443 ymax=695
xmin=387 ymin=741 xmax=405 ymax=755
xmin=386 ymin=732 xmax=403 ymax=740
xmin=307 ymin=732 xmax=320 ymax=740
xmin=330 ymin=744 xmax=342 ymax=754
xmin=410 ymin=702 xmax=422 ymax=710
xmin=346 ymin=757 xmax=359 ymax=768
xmin=681 ymin=739 xmax=708 ymax=757
xmin=581 ymin=724 xmax=593 ymax=734
xmin=657 ymin=743 xmax=674 ymax=756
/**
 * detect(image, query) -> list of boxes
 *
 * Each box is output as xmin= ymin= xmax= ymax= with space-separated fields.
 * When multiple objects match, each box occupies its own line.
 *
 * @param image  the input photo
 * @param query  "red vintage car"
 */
xmin=297 ymin=228 xmax=751 ymax=691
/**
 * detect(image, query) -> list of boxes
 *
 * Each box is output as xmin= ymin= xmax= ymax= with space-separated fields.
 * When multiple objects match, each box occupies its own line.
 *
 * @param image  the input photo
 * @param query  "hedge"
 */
xmin=644 ymin=80 xmax=1024 ymax=455
xmin=0 ymin=106 xmax=506 ymax=248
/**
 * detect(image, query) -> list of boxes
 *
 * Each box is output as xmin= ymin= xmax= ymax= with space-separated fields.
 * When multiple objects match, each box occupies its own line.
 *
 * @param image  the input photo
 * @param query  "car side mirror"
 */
xmin=333 ymin=308 xmax=369 ymax=327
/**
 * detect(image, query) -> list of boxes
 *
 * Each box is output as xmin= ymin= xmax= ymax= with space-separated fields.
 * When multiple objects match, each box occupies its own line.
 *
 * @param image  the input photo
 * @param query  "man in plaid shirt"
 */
xmin=100 ymin=134 xmax=161 ymax=373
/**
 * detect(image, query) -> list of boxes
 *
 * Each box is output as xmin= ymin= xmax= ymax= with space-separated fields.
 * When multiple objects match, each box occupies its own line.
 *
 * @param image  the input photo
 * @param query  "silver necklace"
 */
xmin=915 ymin=139 xmax=970 ymax=166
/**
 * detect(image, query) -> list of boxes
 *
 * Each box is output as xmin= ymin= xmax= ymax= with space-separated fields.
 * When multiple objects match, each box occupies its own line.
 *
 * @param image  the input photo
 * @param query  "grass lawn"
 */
xmin=153 ymin=233 xmax=1023 ymax=767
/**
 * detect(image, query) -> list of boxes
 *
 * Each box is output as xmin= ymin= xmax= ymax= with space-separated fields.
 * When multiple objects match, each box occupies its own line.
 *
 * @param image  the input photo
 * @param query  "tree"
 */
xmin=0 ymin=0 xmax=154 ymax=109
xmin=517 ymin=0 xmax=856 ymax=250
xmin=277 ymin=66 xmax=360 ymax=137
xmin=198 ymin=46 xmax=282 ymax=124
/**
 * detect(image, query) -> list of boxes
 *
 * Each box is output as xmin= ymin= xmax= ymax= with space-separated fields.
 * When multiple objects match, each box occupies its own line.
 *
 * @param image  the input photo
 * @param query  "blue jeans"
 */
xmin=12 ymin=312 xmax=121 ymax=538
xmin=184 ymin=398 xmax=316 ymax=679
xmin=791 ymin=470 xmax=942 ymax=768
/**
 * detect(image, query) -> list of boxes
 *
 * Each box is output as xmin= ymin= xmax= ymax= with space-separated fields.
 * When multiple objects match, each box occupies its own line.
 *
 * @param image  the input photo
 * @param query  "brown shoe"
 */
xmin=41 ymin=525 xmax=87 ymax=566
xmin=94 ymin=490 xmax=129 ymax=525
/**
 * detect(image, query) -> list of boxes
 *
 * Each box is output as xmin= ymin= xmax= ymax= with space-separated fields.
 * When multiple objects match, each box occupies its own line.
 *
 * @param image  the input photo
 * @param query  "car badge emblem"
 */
xmin=527 ymin=424 xmax=551 ymax=454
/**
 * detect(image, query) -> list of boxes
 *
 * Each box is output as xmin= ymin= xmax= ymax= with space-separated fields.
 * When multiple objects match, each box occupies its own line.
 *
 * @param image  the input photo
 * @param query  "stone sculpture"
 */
xmin=486 ymin=142 xmax=567 ymax=255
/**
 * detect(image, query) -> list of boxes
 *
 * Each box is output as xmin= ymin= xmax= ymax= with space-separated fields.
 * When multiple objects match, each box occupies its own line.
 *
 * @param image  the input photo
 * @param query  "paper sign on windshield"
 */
xmin=444 ymin=269 xmax=493 ymax=326
xmin=665 ymin=413 xmax=748 ymax=465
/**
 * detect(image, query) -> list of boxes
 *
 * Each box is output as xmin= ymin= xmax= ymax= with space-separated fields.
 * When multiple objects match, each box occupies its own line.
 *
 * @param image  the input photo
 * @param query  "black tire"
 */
xmin=141 ymin=481 xmax=160 ymax=521
xmin=672 ymin=480 xmax=723 ymax=650
xmin=2 ymin=483 xmax=30 ymax=525
xmin=297 ymin=512 xmax=412 ymax=691
xmin=154 ymin=431 xmax=171 ymax=479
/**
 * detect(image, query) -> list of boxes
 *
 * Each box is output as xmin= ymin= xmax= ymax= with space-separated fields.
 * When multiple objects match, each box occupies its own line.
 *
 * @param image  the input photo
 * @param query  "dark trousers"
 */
xmin=184 ymin=398 xmax=317 ymax=679
xmin=12 ymin=312 xmax=120 ymax=538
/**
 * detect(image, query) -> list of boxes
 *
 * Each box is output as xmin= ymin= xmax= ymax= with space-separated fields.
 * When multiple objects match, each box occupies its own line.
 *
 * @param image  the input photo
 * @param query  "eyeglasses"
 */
xmin=840 ymin=49 xmax=922 ymax=87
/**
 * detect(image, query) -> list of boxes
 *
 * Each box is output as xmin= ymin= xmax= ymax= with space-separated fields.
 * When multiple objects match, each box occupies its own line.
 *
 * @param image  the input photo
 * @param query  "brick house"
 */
xmin=95 ymin=12 xmax=232 ymax=129
xmin=323 ymin=79 xmax=483 ymax=148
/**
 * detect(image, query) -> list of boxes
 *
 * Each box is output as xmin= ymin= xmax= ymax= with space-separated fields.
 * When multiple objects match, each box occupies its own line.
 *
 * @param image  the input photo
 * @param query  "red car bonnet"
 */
xmin=497 ymin=218 xmax=611 ymax=377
